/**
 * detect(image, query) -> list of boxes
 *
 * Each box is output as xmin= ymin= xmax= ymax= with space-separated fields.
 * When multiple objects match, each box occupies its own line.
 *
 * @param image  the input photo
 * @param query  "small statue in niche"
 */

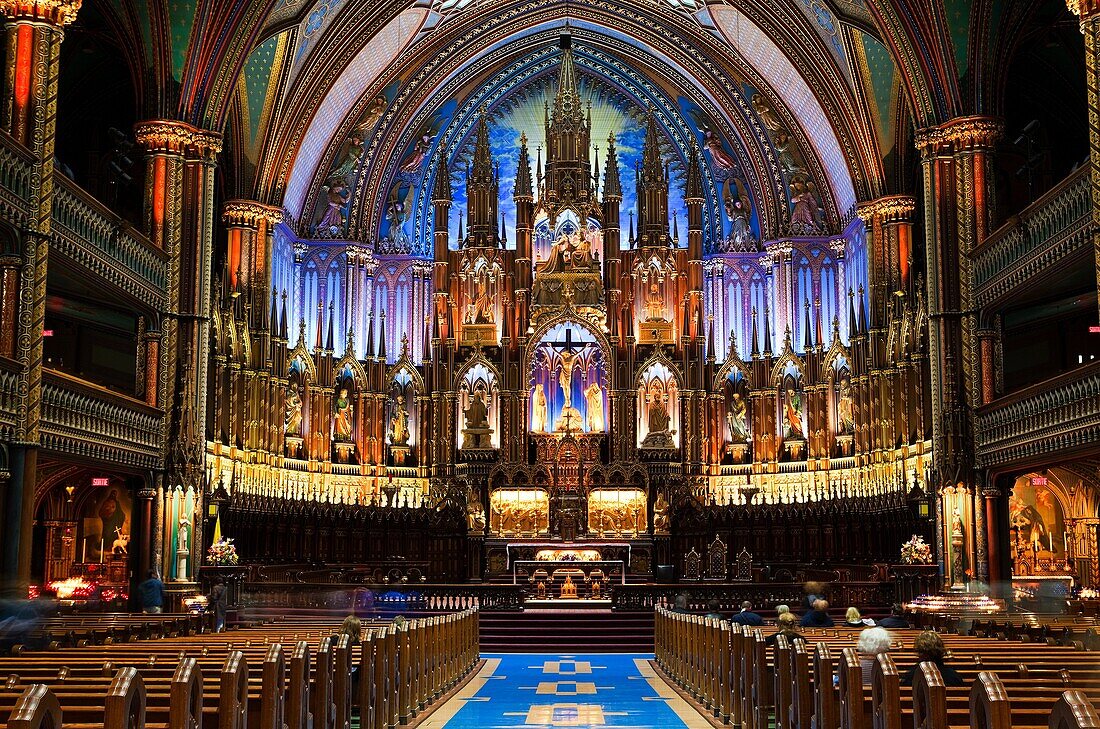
xmin=466 ymin=488 xmax=486 ymax=532
xmin=333 ymin=387 xmax=354 ymax=441
xmin=726 ymin=391 xmax=749 ymax=443
xmin=653 ymin=492 xmax=670 ymax=533
xmin=584 ymin=383 xmax=604 ymax=432
xmin=389 ymin=395 xmax=410 ymax=446
xmin=641 ymin=393 xmax=675 ymax=448
xmin=531 ymin=383 xmax=548 ymax=433
xmin=285 ymin=387 xmax=303 ymax=436
xmin=461 ymin=388 xmax=493 ymax=448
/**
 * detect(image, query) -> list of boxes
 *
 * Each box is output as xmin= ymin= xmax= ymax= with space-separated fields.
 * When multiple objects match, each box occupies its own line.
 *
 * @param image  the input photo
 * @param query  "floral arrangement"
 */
xmin=1079 ymin=587 xmax=1099 ymax=599
xmin=900 ymin=534 xmax=933 ymax=565
xmin=207 ymin=537 xmax=239 ymax=566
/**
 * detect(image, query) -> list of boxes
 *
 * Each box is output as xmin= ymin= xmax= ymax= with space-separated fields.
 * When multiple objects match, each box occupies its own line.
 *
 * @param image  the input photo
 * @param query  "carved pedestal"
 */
xmin=285 ymin=436 xmax=304 ymax=459
xmin=333 ymin=441 xmax=356 ymax=464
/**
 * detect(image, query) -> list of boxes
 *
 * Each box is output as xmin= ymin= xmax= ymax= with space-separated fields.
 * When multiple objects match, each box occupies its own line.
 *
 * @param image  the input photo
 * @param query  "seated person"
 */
xmin=704 ymin=599 xmax=725 ymax=620
xmin=730 ymin=600 xmax=764 ymax=626
xmin=672 ymin=592 xmax=691 ymax=614
xmin=877 ymin=604 xmax=911 ymax=629
xmin=765 ymin=612 xmax=806 ymax=646
xmin=801 ymin=599 xmax=835 ymax=628
xmin=775 ymin=604 xmax=791 ymax=621
xmin=900 ymin=631 xmax=965 ymax=687
xmin=844 ymin=606 xmax=873 ymax=627
xmin=857 ymin=627 xmax=892 ymax=686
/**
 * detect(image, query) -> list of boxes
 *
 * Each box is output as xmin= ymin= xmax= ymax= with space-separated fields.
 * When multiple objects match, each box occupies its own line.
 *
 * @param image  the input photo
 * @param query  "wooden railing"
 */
xmin=972 ymin=166 xmax=1092 ymax=307
xmin=611 ymin=581 xmax=895 ymax=612
xmin=40 ymin=368 xmax=163 ymax=469
xmin=974 ymin=358 xmax=1100 ymax=468
xmin=240 ymin=581 xmax=526 ymax=612
xmin=50 ymin=176 xmax=168 ymax=307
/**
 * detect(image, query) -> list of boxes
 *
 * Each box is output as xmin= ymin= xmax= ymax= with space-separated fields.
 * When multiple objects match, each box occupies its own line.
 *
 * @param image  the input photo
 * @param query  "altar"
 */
xmin=512 ymin=559 xmax=626 ymax=585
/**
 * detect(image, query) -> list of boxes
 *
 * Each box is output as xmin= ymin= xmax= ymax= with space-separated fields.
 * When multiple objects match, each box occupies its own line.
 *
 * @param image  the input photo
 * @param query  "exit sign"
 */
xmin=1090 ymin=326 xmax=1100 ymax=333
xmin=1031 ymin=476 xmax=1048 ymax=486
xmin=42 ymin=330 xmax=53 ymax=337
xmin=91 ymin=477 xmax=109 ymax=486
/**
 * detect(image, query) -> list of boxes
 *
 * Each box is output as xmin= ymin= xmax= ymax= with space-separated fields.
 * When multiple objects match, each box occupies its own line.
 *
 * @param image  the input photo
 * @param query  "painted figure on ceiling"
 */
xmin=317 ymin=178 xmax=349 ymax=235
xmin=700 ymin=127 xmax=737 ymax=176
xmin=399 ymin=133 xmax=435 ymax=174
xmin=723 ymin=177 xmax=753 ymax=250
xmin=750 ymin=93 xmax=782 ymax=132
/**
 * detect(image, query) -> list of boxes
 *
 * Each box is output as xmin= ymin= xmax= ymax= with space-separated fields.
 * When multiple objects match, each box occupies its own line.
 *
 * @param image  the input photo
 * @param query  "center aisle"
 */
xmin=420 ymin=653 xmax=713 ymax=728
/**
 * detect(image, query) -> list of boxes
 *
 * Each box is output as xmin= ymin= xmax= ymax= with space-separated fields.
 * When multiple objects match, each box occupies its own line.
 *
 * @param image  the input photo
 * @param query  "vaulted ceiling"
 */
xmin=61 ymin=0 xmax=1081 ymax=239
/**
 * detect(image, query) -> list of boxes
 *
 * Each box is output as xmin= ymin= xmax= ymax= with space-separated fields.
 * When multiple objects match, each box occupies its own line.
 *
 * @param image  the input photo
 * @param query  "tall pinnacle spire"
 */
xmin=515 ymin=132 xmax=533 ymax=199
xmin=465 ymin=107 xmax=499 ymax=247
xmin=603 ymin=132 xmax=622 ymax=200
xmin=552 ymin=32 xmax=584 ymax=129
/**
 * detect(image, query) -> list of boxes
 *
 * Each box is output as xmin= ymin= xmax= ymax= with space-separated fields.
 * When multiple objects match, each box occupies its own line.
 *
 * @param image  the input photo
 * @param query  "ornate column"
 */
xmin=1068 ymin=0 xmax=1100 ymax=315
xmin=915 ymin=118 xmax=1001 ymax=581
xmin=0 ymin=0 xmax=79 ymax=595
xmin=222 ymin=200 xmax=283 ymax=324
xmin=856 ymin=195 xmax=916 ymax=319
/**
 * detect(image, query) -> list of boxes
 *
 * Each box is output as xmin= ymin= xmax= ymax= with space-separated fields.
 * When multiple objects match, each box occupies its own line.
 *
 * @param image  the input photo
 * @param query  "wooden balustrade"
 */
xmin=654 ymin=605 xmax=1100 ymax=729
xmin=0 ymin=608 xmax=480 ymax=729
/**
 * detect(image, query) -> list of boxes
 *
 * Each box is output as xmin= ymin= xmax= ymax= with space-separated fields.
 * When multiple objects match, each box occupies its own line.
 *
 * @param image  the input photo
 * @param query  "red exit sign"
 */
xmin=91 ymin=477 xmax=109 ymax=486
xmin=1090 ymin=326 xmax=1100 ymax=333
xmin=42 ymin=329 xmax=53 ymax=337
xmin=1031 ymin=476 xmax=1048 ymax=486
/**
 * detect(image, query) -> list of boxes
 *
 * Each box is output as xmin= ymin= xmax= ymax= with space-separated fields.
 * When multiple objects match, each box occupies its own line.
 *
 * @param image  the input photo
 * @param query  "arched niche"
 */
xmin=776 ymin=359 xmax=806 ymax=459
xmin=527 ymin=320 xmax=608 ymax=435
xmin=637 ymin=359 xmax=680 ymax=449
xmin=332 ymin=361 xmax=362 ymax=446
xmin=457 ymin=360 xmax=500 ymax=449
xmin=386 ymin=364 xmax=420 ymax=464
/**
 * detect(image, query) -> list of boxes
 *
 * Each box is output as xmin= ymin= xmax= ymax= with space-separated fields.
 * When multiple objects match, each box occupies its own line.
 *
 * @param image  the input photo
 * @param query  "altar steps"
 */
xmin=479 ymin=609 xmax=654 ymax=652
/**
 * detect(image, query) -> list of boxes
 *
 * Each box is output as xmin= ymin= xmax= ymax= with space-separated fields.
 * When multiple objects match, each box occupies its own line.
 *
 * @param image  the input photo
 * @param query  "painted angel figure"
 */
xmin=722 ymin=178 xmax=753 ymax=249
xmin=317 ymin=178 xmax=349 ymax=235
xmin=398 ymin=133 xmax=434 ymax=174
xmin=750 ymin=93 xmax=783 ymax=132
xmin=701 ymin=127 xmax=738 ymax=175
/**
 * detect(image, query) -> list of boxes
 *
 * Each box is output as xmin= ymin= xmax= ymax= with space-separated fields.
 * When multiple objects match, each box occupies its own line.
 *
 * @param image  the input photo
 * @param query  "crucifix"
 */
xmin=549 ymin=327 xmax=586 ymax=410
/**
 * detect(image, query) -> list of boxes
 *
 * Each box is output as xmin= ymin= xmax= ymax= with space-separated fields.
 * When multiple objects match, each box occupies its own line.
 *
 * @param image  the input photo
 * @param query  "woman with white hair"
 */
xmin=857 ymin=627 xmax=892 ymax=685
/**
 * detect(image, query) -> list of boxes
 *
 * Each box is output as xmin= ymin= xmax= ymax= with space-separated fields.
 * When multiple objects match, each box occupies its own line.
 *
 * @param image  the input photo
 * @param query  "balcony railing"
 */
xmin=40 ymin=368 xmax=163 ymax=469
xmin=975 ymin=358 xmax=1100 ymax=468
xmin=51 ymin=177 xmax=168 ymax=307
xmin=0 ymin=356 xmax=20 ymax=437
xmin=972 ymin=166 xmax=1092 ymax=308
xmin=0 ymin=131 xmax=32 ymax=224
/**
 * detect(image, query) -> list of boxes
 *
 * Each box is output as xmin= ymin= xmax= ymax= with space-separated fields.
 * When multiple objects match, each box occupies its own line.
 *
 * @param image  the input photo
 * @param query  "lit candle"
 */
xmin=100 ymin=538 xmax=105 ymax=562
xmin=1048 ymin=533 xmax=1053 ymax=552
xmin=81 ymin=538 xmax=86 ymax=564
xmin=1064 ymin=533 xmax=1068 ymax=554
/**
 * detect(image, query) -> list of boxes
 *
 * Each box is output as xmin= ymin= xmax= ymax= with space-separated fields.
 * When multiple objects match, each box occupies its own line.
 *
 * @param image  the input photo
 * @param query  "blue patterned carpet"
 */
xmin=422 ymin=653 xmax=711 ymax=729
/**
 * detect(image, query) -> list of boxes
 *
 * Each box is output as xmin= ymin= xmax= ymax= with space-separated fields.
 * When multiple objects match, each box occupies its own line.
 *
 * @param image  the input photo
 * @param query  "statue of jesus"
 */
xmin=558 ymin=349 xmax=578 ymax=409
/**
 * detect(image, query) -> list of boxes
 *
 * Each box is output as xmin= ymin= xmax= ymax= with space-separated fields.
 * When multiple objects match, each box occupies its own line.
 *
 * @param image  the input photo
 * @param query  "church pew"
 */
xmin=654 ymin=606 xmax=1100 ymax=729
xmin=0 ymin=608 xmax=479 ymax=729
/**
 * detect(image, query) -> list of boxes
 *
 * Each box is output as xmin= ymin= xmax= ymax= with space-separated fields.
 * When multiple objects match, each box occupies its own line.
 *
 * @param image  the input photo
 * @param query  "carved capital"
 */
xmin=856 ymin=195 xmax=916 ymax=224
xmin=134 ymin=120 xmax=195 ymax=155
xmin=0 ymin=0 xmax=80 ymax=25
xmin=1068 ymin=0 xmax=1100 ymax=23
xmin=222 ymin=199 xmax=284 ymax=229
xmin=189 ymin=129 xmax=223 ymax=161
xmin=916 ymin=116 xmax=1003 ymax=158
